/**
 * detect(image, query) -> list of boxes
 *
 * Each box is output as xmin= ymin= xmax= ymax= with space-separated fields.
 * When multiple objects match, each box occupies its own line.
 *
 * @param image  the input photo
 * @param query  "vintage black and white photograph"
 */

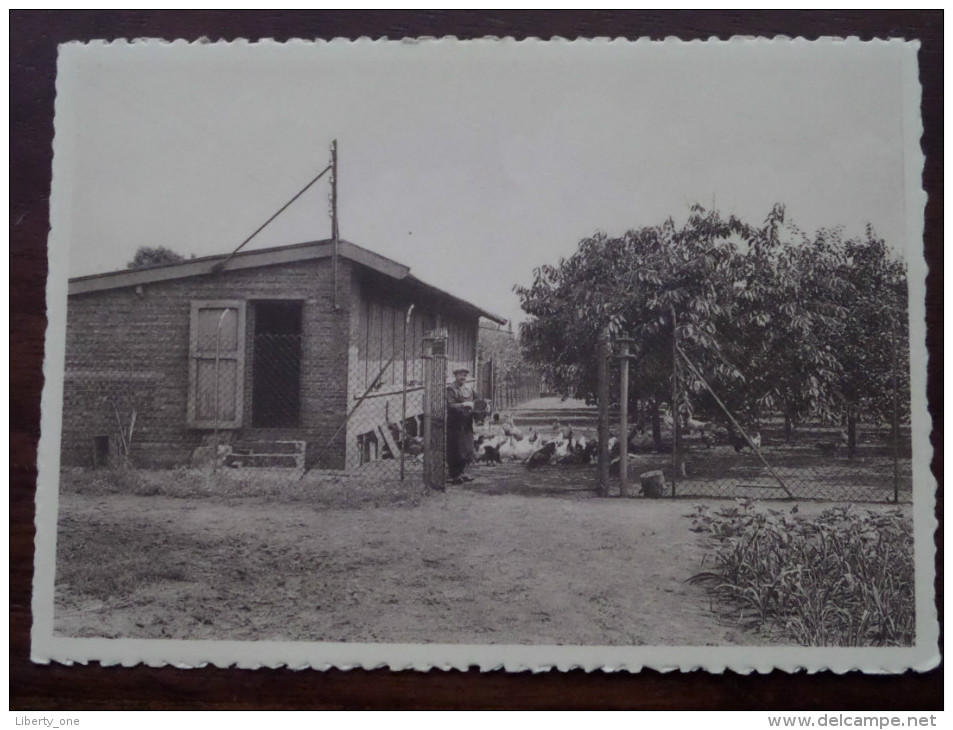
xmin=33 ymin=37 xmax=936 ymax=672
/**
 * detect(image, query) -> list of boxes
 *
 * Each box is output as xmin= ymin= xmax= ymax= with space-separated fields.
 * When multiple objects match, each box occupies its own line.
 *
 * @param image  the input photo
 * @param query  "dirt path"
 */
xmin=56 ymin=473 xmax=908 ymax=647
xmin=55 ymin=486 xmax=764 ymax=646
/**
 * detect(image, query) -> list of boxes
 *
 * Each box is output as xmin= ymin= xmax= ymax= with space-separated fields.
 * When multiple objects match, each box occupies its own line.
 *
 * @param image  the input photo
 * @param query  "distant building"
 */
xmin=62 ymin=239 xmax=505 ymax=470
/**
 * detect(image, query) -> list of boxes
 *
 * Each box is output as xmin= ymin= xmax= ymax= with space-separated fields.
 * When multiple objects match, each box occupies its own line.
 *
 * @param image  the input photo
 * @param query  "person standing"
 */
xmin=446 ymin=367 xmax=478 ymax=485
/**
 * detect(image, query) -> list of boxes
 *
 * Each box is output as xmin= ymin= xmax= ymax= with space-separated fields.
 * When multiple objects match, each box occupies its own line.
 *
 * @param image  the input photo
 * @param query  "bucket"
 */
xmin=640 ymin=470 xmax=665 ymax=499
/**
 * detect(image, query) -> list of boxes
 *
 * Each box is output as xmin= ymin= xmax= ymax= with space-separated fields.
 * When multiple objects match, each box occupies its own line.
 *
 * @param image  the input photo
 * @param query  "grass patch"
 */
xmin=687 ymin=499 xmax=914 ymax=646
xmin=55 ymin=517 xmax=191 ymax=602
xmin=59 ymin=466 xmax=432 ymax=509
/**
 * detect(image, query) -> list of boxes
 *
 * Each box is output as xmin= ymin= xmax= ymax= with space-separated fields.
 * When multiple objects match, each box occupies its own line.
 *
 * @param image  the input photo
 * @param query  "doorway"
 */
xmin=252 ymin=301 xmax=303 ymax=428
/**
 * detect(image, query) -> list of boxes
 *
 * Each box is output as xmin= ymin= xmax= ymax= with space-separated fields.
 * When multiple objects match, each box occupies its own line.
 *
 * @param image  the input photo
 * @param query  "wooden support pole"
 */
xmin=671 ymin=306 xmax=678 ymax=499
xmin=617 ymin=336 xmax=632 ymax=497
xmin=331 ymin=139 xmax=339 ymax=310
xmin=891 ymin=317 xmax=901 ymax=503
xmin=422 ymin=328 xmax=448 ymax=490
xmin=597 ymin=328 xmax=610 ymax=497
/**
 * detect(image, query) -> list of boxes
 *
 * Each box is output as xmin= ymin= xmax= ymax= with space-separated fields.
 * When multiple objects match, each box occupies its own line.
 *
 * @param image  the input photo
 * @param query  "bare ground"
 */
xmin=53 ymin=465 xmax=909 ymax=646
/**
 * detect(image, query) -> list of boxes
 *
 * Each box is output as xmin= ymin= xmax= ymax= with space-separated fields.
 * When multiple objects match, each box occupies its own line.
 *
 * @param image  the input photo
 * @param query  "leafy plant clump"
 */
xmin=687 ymin=499 xmax=914 ymax=646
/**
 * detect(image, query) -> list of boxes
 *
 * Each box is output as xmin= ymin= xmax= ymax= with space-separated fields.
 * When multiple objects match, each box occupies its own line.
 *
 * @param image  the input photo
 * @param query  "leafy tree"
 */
xmin=710 ymin=210 xmax=847 ymax=440
xmin=478 ymin=322 xmax=524 ymax=381
xmin=127 ymin=246 xmax=188 ymax=269
xmin=517 ymin=205 xmax=747 ymax=446
xmin=516 ymin=205 xmax=909 ymax=451
xmin=832 ymin=228 xmax=909 ymax=455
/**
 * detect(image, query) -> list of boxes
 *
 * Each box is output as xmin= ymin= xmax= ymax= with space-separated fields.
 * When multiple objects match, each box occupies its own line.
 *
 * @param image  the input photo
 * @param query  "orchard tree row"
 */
xmin=515 ymin=204 xmax=909 ymax=453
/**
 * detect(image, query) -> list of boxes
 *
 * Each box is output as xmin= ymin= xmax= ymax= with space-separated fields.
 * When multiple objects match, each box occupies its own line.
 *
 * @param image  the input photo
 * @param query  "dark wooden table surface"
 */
xmin=10 ymin=10 xmax=943 ymax=711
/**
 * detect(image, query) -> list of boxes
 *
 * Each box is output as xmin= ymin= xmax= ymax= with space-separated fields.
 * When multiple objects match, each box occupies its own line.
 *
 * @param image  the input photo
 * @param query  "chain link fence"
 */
xmin=60 ymin=294 xmax=911 ymax=504
xmin=343 ymin=354 xmax=426 ymax=486
xmin=61 ymin=298 xmax=444 ymax=494
xmin=596 ymin=334 xmax=913 ymax=504
xmin=607 ymin=410 xmax=912 ymax=503
xmin=477 ymin=360 xmax=543 ymax=414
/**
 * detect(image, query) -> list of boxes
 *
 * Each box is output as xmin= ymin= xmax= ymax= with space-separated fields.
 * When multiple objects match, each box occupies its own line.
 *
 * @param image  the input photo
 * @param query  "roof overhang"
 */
xmin=403 ymin=274 xmax=507 ymax=325
xmin=67 ymin=239 xmax=507 ymax=325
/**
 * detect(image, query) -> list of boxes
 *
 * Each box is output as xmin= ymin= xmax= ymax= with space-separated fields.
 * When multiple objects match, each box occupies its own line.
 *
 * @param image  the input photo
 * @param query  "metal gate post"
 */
xmin=422 ymin=328 xmax=448 ymax=490
xmin=596 ymin=328 xmax=610 ymax=497
xmin=400 ymin=304 xmax=415 ymax=481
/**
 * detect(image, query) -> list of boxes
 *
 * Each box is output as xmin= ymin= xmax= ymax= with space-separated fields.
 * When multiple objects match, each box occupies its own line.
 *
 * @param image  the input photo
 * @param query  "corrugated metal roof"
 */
xmin=68 ymin=239 xmax=508 ymax=324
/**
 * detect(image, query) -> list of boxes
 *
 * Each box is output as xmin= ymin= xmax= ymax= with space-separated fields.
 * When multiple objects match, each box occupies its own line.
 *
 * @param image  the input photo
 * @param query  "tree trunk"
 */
xmin=846 ymin=406 xmax=857 ymax=459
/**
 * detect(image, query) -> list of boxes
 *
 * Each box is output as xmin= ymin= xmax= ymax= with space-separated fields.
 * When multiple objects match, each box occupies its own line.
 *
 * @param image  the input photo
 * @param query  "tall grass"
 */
xmin=687 ymin=499 xmax=914 ymax=646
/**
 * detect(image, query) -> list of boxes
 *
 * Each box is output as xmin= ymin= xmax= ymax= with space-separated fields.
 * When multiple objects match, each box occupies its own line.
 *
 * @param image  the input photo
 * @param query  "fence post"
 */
xmin=400 ymin=303 xmax=415 ymax=481
xmin=617 ymin=336 xmax=633 ymax=497
xmin=671 ymin=306 xmax=678 ymax=499
xmin=597 ymin=327 xmax=610 ymax=497
xmin=489 ymin=358 xmax=495 ymax=415
xmin=891 ymin=317 xmax=900 ymax=503
xmin=422 ymin=328 xmax=448 ymax=490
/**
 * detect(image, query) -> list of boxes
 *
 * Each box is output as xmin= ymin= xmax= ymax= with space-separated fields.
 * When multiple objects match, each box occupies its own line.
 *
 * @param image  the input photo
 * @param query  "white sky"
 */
xmin=56 ymin=38 xmax=916 ymax=325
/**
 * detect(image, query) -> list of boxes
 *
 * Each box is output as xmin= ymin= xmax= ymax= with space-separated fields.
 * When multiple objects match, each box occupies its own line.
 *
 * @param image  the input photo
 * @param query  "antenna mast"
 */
xmin=331 ymin=139 xmax=339 ymax=310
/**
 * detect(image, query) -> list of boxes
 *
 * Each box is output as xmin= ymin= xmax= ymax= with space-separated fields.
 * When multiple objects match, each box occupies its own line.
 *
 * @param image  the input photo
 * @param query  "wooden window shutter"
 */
xmin=187 ymin=300 xmax=246 ymax=429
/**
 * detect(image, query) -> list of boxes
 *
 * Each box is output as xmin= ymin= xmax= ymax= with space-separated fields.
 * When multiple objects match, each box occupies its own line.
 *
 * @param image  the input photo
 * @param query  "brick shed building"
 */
xmin=61 ymin=239 xmax=505 ymax=470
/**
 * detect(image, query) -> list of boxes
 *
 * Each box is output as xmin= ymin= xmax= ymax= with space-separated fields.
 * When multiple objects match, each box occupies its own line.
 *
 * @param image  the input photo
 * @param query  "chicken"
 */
xmin=503 ymin=414 xmax=524 ymax=441
xmin=559 ymin=438 xmax=589 ymax=465
xmin=405 ymin=436 xmax=424 ymax=461
xmin=526 ymin=442 xmax=557 ymax=469
xmin=730 ymin=430 xmax=761 ymax=453
xmin=684 ymin=417 xmax=713 ymax=448
xmin=477 ymin=443 xmax=503 ymax=464
xmin=513 ymin=436 xmax=536 ymax=461
xmin=583 ymin=440 xmax=599 ymax=464
xmin=498 ymin=435 xmax=518 ymax=461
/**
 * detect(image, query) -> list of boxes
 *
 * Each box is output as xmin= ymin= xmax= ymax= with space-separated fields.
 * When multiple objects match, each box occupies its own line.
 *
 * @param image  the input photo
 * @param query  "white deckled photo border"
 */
xmin=32 ymin=35 xmax=938 ymax=673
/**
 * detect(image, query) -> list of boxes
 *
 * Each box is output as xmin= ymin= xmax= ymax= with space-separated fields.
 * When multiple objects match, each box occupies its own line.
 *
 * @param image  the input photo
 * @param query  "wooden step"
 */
xmin=231 ymin=440 xmax=303 ymax=455
xmin=225 ymin=453 xmax=302 ymax=469
xmin=225 ymin=440 xmax=305 ymax=469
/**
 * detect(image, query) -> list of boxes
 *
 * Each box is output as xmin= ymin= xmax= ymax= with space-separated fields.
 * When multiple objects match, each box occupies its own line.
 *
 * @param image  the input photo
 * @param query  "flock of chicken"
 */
xmin=461 ymin=411 xmax=851 ymax=470
xmin=474 ymin=417 xmax=598 ymax=469
xmin=471 ymin=412 xmax=774 ymax=471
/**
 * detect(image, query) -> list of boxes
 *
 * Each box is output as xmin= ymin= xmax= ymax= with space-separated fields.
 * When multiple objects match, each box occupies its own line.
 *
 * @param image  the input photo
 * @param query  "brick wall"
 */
xmin=62 ymin=258 xmax=353 ymax=469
